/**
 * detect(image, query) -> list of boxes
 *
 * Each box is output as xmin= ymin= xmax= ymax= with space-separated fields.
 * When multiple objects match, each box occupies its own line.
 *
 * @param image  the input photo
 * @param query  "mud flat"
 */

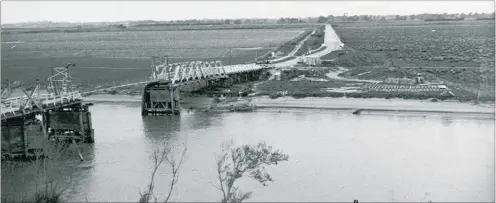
xmin=83 ymin=94 xmax=494 ymax=116
xmin=252 ymin=96 xmax=495 ymax=115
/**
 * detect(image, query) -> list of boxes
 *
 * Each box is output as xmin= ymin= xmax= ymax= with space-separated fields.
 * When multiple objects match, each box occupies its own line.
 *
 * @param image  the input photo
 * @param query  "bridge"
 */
xmin=0 ymin=24 xmax=344 ymax=159
xmin=141 ymin=58 xmax=272 ymax=115
xmin=1 ymin=64 xmax=94 ymax=159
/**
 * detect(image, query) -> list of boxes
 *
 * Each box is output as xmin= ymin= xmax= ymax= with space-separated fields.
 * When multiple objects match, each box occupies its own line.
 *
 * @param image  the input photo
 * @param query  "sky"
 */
xmin=1 ymin=1 xmax=494 ymax=24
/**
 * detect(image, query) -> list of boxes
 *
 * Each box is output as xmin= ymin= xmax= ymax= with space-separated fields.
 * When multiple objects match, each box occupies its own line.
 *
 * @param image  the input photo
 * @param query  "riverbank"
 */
xmin=83 ymin=94 xmax=494 ymax=115
xmin=252 ymin=96 xmax=494 ymax=115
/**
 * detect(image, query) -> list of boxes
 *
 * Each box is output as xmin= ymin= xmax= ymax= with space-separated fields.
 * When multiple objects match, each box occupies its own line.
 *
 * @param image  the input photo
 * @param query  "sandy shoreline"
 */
xmin=83 ymin=94 xmax=494 ymax=115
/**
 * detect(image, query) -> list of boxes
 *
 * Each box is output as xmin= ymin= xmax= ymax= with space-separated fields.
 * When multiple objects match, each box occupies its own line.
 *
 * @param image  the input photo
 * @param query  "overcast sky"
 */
xmin=1 ymin=1 xmax=494 ymax=24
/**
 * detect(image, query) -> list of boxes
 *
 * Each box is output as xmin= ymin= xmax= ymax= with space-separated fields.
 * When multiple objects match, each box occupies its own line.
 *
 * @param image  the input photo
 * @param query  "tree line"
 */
xmin=134 ymin=12 xmax=495 ymax=26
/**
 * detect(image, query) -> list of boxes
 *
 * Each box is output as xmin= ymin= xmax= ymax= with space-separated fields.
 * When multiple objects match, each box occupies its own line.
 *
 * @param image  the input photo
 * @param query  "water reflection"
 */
xmin=1 ymin=142 xmax=96 ymax=201
xmin=181 ymin=112 xmax=216 ymax=131
xmin=142 ymin=115 xmax=182 ymax=146
xmin=2 ymin=102 xmax=494 ymax=202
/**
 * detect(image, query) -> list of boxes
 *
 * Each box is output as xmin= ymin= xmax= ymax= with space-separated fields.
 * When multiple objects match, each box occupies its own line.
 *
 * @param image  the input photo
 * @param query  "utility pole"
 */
xmin=229 ymin=48 xmax=233 ymax=66
xmin=165 ymin=55 xmax=170 ymax=81
xmin=255 ymin=49 xmax=258 ymax=62
xmin=151 ymin=55 xmax=156 ymax=81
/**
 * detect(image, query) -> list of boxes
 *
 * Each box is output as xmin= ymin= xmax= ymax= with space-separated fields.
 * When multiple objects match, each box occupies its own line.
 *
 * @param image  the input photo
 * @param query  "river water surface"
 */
xmin=2 ymin=98 xmax=494 ymax=202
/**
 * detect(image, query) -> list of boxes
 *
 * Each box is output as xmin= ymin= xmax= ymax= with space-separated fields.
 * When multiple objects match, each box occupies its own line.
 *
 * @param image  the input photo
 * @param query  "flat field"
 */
xmin=331 ymin=20 xmax=495 ymax=68
xmin=1 ymin=28 xmax=305 ymax=87
xmin=323 ymin=20 xmax=495 ymax=100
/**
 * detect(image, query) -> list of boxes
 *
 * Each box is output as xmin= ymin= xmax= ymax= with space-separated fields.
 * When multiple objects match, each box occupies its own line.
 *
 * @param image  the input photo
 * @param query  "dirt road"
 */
xmin=274 ymin=24 xmax=343 ymax=68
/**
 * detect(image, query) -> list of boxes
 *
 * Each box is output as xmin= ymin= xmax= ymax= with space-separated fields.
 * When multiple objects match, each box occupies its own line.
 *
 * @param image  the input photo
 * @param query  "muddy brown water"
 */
xmin=1 ymin=96 xmax=494 ymax=202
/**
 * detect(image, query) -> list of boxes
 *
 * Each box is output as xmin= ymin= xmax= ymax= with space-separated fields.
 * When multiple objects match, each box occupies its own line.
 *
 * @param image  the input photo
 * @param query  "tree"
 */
xmin=409 ymin=15 xmax=416 ymax=20
xmin=214 ymin=141 xmax=289 ymax=203
xmin=138 ymin=142 xmax=188 ymax=203
xmin=361 ymin=15 xmax=372 ymax=21
xmin=277 ymin=18 xmax=286 ymax=24
xmin=349 ymin=15 xmax=360 ymax=22
xmin=224 ymin=19 xmax=231 ymax=25
xmin=317 ymin=16 xmax=327 ymax=23
xmin=327 ymin=15 xmax=334 ymax=22
xmin=233 ymin=20 xmax=243 ymax=25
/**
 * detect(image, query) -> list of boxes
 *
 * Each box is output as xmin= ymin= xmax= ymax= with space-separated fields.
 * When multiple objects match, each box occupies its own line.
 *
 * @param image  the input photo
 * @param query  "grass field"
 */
xmin=1 ymin=28 xmax=306 ymax=88
xmin=332 ymin=20 xmax=495 ymax=68
xmin=294 ymin=25 xmax=325 ymax=56
xmin=321 ymin=20 xmax=495 ymax=100
xmin=1 ymin=23 xmax=318 ymax=34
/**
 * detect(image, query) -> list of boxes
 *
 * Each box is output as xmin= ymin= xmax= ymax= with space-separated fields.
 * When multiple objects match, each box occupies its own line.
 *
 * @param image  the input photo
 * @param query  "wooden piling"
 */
xmin=22 ymin=121 xmax=27 ymax=157
xmin=79 ymin=110 xmax=85 ymax=140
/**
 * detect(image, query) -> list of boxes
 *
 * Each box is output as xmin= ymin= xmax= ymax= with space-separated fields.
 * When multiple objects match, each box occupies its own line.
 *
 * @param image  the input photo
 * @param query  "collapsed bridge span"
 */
xmin=142 ymin=57 xmax=271 ymax=115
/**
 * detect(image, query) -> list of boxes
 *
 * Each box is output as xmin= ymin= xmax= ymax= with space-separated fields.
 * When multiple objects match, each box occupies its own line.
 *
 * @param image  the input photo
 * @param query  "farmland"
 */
xmin=332 ymin=20 xmax=495 ymax=68
xmin=322 ymin=20 xmax=495 ymax=101
xmin=1 ymin=28 xmax=306 ymax=88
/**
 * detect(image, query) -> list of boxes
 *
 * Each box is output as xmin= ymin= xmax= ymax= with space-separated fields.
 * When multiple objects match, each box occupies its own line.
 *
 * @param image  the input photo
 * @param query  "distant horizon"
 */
xmin=1 ymin=1 xmax=494 ymax=24
xmin=2 ymin=11 xmax=494 ymax=25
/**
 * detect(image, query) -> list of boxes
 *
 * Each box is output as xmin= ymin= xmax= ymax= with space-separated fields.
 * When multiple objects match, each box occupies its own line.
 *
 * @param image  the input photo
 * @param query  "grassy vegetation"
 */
xmin=256 ymin=79 xmax=473 ymax=101
xmin=1 ymin=27 xmax=306 ymax=89
xmin=322 ymin=49 xmax=387 ymax=67
xmin=256 ymin=28 xmax=315 ymax=61
xmin=2 ymin=23 xmax=318 ymax=34
xmin=332 ymin=20 xmax=495 ymax=68
xmin=250 ymin=66 xmax=490 ymax=101
xmin=319 ymin=20 xmax=495 ymax=101
xmin=1 ymin=54 xmax=271 ymax=89
xmin=294 ymin=25 xmax=325 ymax=56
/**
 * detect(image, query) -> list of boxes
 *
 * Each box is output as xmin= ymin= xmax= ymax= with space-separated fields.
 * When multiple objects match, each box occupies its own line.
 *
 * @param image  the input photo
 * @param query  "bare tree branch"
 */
xmin=215 ymin=140 xmax=289 ymax=203
xmin=163 ymin=146 xmax=187 ymax=203
xmin=138 ymin=142 xmax=188 ymax=203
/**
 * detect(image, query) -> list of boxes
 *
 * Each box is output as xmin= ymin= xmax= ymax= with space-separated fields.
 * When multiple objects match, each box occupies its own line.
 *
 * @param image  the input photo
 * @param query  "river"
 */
xmin=1 ymin=97 xmax=494 ymax=202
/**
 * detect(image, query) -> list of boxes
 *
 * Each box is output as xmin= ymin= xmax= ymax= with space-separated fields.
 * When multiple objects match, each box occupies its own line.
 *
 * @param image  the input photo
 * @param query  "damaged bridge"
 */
xmin=1 ymin=64 xmax=94 ymax=159
xmin=142 ymin=57 xmax=271 ymax=115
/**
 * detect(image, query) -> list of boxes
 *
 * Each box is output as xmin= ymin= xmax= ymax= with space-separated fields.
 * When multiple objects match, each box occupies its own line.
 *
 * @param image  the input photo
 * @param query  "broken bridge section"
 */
xmin=142 ymin=57 xmax=271 ymax=115
xmin=1 ymin=64 xmax=94 ymax=160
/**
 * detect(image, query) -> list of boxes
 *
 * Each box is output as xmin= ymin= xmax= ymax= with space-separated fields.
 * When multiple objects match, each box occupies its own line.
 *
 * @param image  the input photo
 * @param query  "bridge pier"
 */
xmin=48 ymin=103 xmax=94 ymax=143
xmin=143 ymin=60 xmax=271 ymax=116
xmin=142 ymin=82 xmax=181 ymax=116
xmin=1 ymin=103 xmax=94 ymax=160
xmin=1 ymin=116 xmax=43 ymax=159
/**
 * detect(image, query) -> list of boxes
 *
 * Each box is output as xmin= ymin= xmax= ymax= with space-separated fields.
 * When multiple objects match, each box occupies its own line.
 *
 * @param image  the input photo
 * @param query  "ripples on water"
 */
xmin=2 ymin=102 xmax=494 ymax=202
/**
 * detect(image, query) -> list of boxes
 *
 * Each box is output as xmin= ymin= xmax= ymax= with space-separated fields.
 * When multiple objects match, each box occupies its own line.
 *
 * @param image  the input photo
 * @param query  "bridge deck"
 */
xmin=1 ymin=92 xmax=83 ymax=121
xmin=154 ymin=63 xmax=268 ymax=83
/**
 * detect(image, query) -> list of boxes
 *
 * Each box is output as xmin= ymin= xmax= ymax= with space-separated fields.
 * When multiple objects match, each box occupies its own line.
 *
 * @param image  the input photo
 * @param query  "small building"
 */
xmin=302 ymin=56 xmax=321 ymax=66
xmin=273 ymin=71 xmax=281 ymax=81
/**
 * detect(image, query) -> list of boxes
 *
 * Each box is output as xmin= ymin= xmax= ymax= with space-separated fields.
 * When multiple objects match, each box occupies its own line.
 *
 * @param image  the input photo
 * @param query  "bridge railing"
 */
xmin=153 ymin=64 xmax=264 ymax=83
xmin=1 ymin=91 xmax=83 ymax=118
